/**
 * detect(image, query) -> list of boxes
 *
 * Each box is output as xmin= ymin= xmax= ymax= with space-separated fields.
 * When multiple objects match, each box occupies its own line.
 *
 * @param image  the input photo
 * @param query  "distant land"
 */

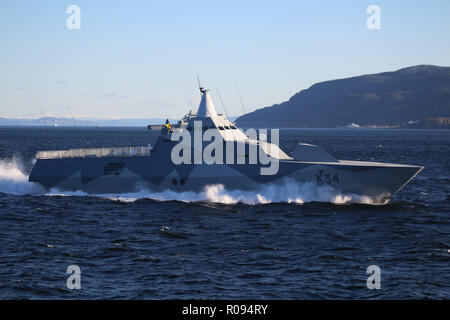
xmin=402 ymin=117 xmax=450 ymax=129
xmin=0 ymin=117 xmax=177 ymax=127
xmin=0 ymin=115 xmax=239 ymax=128
xmin=236 ymin=65 xmax=450 ymax=129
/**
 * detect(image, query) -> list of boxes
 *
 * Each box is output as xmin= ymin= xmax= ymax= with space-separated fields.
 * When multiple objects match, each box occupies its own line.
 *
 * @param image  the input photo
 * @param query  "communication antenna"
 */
xmin=214 ymin=87 xmax=236 ymax=140
xmin=67 ymin=106 xmax=85 ymax=147
xmin=214 ymin=86 xmax=237 ymax=141
xmin=41 ymin=108 xmax=49 ymax=131
xmin=235 ymin=83 xmax=247 ymax=115
xmin=67 ymin=106 xmax=78 ymax=129
xmin=214 ymin=86 xmax=230 ymax=119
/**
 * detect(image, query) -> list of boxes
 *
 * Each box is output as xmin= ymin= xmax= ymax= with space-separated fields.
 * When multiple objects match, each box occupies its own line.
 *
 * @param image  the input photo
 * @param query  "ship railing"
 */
xmin=36 ymin=146 xmax=151 ymax=159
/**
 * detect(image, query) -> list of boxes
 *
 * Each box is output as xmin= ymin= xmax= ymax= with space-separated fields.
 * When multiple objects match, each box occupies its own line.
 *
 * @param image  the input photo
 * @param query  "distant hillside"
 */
xmin=236 ymin=65 xmax=450 ymax=128
xmin=401 ymin=117 xmax=450 ymax=129
xmin=0 ymin=117 xmax=176 ymax=127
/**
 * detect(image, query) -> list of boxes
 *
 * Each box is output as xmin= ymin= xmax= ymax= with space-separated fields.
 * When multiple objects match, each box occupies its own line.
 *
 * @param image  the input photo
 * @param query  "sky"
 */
xmin=1 ymin=0 xmax=450 ymax=119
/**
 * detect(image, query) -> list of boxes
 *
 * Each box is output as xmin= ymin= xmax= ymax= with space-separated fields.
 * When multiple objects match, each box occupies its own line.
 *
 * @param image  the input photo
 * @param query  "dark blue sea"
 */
xmin=0 ymin=127 xmax=448 ymax=299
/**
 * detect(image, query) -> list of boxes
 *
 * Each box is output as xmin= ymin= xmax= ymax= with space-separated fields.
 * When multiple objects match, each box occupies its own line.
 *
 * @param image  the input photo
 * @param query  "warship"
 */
xmin=29 ymin=86 xmax=423 ymax=199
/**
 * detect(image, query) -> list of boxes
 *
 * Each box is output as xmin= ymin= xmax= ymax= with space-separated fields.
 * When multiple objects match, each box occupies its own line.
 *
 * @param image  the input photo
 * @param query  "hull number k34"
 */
xmin=316 ymin=170 xmax=340 ymax=185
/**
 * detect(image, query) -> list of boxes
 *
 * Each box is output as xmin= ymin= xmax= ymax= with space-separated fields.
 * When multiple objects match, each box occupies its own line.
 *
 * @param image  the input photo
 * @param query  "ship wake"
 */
xmin=0 ymin=157 xmax=45 ymax=195
xmin=89 ymin=182 xmax=388 ymax=205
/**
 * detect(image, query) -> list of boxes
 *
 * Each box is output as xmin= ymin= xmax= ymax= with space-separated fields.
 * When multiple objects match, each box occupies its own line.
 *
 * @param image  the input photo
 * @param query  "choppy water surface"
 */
xmin=0 ymin=127 xmax=448 ymax=299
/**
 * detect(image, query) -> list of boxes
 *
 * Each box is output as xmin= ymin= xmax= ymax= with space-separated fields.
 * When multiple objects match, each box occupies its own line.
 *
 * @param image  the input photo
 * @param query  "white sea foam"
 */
xmin=0 ymin=157 xmax=44 ymax=195
xmin=0 ymin=158 xmax=387 ymax=205
xmin=49 ymin=181 xmax=387 ymax=205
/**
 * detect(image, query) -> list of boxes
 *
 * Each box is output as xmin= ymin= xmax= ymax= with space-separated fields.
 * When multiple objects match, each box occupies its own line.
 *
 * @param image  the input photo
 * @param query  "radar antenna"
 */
xmin=197 ymin=76 xmax=206 ymax=94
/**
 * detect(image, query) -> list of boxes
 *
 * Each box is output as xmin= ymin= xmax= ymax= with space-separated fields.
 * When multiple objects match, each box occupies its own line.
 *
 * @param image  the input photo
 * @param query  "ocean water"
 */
xmin=0 ymin=127 xmax=448 ymax=299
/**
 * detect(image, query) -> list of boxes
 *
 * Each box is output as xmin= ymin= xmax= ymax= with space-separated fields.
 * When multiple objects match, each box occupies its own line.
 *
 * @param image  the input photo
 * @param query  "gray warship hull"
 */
xmin=29 ymin=138 xmax=423 ymax=199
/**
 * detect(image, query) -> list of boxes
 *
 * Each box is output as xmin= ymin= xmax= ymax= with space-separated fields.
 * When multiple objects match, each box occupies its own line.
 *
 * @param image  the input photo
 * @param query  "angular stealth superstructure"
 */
xmin=29 ymin=87 xmax=423 ymax=200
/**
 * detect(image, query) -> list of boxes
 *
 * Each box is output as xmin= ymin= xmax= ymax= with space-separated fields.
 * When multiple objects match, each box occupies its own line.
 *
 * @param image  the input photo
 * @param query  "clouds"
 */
xmin=57 ymin=81 xmax=70 ymax=88
xmin=11 ymin=76 xmax=185 ymax=119
xmin=100 ymin=93 xmax=130 ymax=100
xmin=58 ymin=81 xmax=131 ymax=101
xmin=100 ymin=93 xmax=116 ymax=98
xmin=57 ymin=81 xmax=77 ymax=90
xmin=133 ymin=100 xmax=177 ymax=108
